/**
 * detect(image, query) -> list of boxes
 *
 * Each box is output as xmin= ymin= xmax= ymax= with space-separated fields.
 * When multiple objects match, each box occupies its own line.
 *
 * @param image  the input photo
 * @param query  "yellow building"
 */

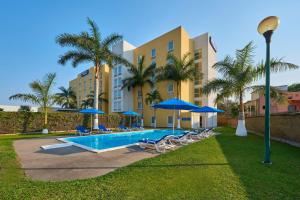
xmin=69 ymin=26 xmax=217 ymax=128
xmin=69 ymin=66 xmax=110 ymax=113
xmin=111 ymin=26 xmax=217 ymax=128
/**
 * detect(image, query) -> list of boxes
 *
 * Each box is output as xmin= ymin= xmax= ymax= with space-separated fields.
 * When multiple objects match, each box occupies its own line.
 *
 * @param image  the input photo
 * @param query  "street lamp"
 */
xmin=257 ymin=16 xmax=280 ymax=164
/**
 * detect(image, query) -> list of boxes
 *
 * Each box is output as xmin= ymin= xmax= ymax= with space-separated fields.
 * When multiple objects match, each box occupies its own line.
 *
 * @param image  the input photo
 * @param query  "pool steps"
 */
xmin=41 ymin=143 xmax=73 ymax=150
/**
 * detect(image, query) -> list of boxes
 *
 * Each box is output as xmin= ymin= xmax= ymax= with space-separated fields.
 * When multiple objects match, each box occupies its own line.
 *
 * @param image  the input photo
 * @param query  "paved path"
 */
xmin=13 ymin=137 xmax=158 ymax=181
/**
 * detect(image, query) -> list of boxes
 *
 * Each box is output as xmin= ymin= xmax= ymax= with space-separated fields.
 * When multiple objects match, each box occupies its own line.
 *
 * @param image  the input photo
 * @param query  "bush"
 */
xmin=0 ymin=112 xmax=121 ymax=134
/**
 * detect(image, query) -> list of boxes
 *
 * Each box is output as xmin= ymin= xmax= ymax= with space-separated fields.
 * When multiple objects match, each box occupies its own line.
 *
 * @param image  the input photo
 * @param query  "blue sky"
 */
xmin=1 ymin=0 xmax=300 ymax=106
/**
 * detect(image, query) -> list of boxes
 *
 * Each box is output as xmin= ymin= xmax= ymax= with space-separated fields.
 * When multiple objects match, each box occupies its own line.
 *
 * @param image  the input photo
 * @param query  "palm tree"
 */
xmin=157 ymin=52 xmax=199 ymax=99
xmin=157 ymin=52 xmax=199 ymax=128
xmin=81 ymin=99 xmax=92 ymax=109
xmin=84 ymin=91 xmax=108 ymax=110
xmin=203 ymin=42 xmax=299 ymax=136
xmin=55 ymin=86 xmax=77 ymax=109
xmin=56 ymin=17 xmax=129 ymax=129
xmin=145 ymin=89 xmax=163 ymax=127
xmin=122 ymin=56 xmax=155 ymax=126
xmin=9 ymin=73 xmax=57 ymax=133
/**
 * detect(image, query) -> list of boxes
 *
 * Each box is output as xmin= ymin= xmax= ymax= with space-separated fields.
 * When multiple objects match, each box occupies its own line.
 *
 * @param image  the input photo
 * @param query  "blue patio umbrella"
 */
xmin=122 ymin=111 xmax=140 ymax=127
xmin=79 ymin=109 xmax=105 ymax=130
xmin=190 ymin=106 xmax=224 ymax=128
xmin=153 ymin=98 xmax=200 ymax=132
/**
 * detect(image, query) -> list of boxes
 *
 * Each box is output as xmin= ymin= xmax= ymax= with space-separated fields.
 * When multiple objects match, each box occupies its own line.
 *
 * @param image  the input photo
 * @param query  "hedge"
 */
xmin=0 ymin=111 xmax=121 ymax=134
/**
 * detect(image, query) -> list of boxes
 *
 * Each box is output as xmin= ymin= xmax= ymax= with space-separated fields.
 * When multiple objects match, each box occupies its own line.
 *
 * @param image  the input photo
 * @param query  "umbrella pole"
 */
xmin=90 ymin=114 xmax=93 ymax=132
xmin=130 ymin=116 xmax=131 ymax=128
xmin=173 ymin=109 xmax=175 ymax=134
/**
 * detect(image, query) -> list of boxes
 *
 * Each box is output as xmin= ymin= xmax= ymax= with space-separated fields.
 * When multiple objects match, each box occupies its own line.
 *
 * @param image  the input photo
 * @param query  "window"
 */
xmin=167 ymin=82 xmax=173 ymax=94
xmin=114 ymin=90 xmax=118 ymax=99
xmin=118 ymin=66 xmax=122 ymax=75
xmin=138 ymin=90 xmax=142 ymax=97
xmin=118 ymin=77 xmax=122 ymax=87
xmin=138 ymin=100 xmax=143 ymax=109
xmin=113 ymin=67 xmax=118 ymax=77
xmin=114 ymin=78 xmax=118 ymax=88
xmin=151 ymin=48 xmax=156 ymax=58
xmin=151 ymin=116 xmax=155 ymax=124
xmin=194 ymin=88 xmax=202 ymax=98
xmin=117 ymin=90 xmax=121 ymax=99
xmin=168 ymin=40 xmax=174 ymax=52
xmin=167 ymin=116 xmax=173 ymax=127
xmin=137 ymin=55 xmax=143 ymax=64
xmin=117 ymin=101 xmax=121 ymax=111
xmin=194 ymin=50 xmax=202 ymax=60
xmin=151 ymin=60 xmax=156 ymax=66
xmin=113 ymin=102 xmax=117 ymax=111
xmin=167 ymin=58 xmax=173 ymax=65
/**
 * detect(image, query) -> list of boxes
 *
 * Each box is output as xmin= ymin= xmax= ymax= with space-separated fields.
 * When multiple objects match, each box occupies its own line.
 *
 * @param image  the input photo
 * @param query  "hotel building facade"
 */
xmin=70 ymin=26 xmax=217 ymax=128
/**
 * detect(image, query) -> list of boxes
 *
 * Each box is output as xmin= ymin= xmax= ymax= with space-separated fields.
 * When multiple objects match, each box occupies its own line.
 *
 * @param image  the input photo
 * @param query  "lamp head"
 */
xmin=257 ymin=16 xmax=280 ymax=35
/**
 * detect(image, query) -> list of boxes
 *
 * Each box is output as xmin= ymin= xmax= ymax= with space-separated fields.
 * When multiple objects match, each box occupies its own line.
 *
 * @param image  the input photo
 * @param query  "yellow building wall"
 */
xmin=132 ymin=26 xmax=195 ymax=128
xmin=69 ymin=65 xmax=110 ymax=113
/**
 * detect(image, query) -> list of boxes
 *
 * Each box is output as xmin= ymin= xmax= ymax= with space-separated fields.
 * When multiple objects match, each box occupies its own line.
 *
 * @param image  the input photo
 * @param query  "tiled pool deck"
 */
xmin=14 ymin=137 xmax=158 ymax=181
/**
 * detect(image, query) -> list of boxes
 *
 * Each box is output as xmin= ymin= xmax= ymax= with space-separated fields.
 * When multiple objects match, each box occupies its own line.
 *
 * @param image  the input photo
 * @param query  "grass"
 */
xmin=0 ymin=127 xmax=300 ymax=200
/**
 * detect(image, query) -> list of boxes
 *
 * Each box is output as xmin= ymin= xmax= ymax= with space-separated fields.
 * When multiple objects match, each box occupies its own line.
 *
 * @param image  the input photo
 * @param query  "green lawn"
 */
xmin=1 ymin=127 xmax=300 ymax=200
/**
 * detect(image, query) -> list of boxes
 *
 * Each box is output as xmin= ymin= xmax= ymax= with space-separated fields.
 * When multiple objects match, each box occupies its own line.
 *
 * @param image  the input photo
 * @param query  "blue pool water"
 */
xmin=62 ymin=129 xmax=185 ymax=152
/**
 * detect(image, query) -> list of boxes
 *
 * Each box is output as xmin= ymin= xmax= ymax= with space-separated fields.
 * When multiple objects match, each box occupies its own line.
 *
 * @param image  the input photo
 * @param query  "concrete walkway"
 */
xmin=13 ymin=137 xmax=158 ymax=181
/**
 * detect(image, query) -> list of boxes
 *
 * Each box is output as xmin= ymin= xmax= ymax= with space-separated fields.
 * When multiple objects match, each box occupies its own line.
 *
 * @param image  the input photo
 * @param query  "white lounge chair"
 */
xmin=138 ymin=135 xmax=176 ymax=153
xmin=169 ymin=132 xmax=195 ymax=145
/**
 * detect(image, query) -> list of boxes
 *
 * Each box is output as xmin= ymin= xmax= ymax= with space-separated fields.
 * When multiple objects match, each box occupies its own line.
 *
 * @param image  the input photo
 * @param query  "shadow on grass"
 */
xmin=215 ymin=127 xmax=300 ymax=199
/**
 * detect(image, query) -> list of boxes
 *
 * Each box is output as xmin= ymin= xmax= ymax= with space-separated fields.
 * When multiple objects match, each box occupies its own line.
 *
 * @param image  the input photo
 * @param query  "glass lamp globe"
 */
xmin=257 ymin=16 xmax=280 ymax=34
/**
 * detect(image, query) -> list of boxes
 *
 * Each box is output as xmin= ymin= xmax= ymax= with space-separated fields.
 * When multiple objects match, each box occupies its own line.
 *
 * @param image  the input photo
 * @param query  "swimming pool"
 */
xmin=58 ymin=129 xmax=185 ymax=153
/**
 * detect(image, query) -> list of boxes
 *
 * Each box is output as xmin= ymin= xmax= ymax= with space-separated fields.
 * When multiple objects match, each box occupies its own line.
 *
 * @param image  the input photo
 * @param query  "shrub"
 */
xmin=0 ymin=112 xmax=121 ymax=134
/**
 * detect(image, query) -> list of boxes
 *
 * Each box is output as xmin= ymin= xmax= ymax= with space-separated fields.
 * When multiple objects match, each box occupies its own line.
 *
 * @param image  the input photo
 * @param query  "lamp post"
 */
xmin=257 ymin=16 xmax=280 ymax=164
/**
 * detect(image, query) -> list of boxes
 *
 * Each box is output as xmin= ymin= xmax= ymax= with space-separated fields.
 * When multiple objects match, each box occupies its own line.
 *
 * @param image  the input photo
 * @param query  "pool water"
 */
xmin=60 ymin=129 xmax=185 ymax=152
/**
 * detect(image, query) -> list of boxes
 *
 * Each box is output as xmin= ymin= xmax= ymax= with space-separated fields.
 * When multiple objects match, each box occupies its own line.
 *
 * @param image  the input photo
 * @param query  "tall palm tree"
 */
xmin=145 ymin=89 xmax=163 ymax=127
xmin=9 ymin=73 xmax=57 ymax=133
xmin=56 ymin=17 xmax=129 ymax=129
xmin=157 ymin=52 xmax=199 ymax=128
xmin=122 ymin=56 xmax=155 ymax=126
xmin=203 ymin=42 xmax=299 ymax=136
xmin=55 ymin=86 xmax=77 ymax=109
xmin=157 ymin=52 xmax=199 ymax=99
xmin=84 ymin=91 xmax=108 ymax=110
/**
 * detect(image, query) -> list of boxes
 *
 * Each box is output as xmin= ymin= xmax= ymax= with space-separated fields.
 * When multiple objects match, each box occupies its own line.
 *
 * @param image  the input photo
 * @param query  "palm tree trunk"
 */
xmin=236 ymin=92 xmax=247 ymax=136
xmin=44 ymin=107 xmax=48 ymax=126
xmin=153 ymin=108 xmax=156 ymax=128
xmin=140 ymin=86 xmax=144 ymax=127
xmin=93 ymin=65 xmax=100 ymax=130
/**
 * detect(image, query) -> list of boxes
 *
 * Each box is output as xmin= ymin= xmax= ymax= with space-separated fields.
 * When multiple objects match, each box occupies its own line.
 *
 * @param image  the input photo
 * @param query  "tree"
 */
xmin=82 ymin=91 xmax=108 ymax=110
xmin=122 ymin=56 xmax=155 ymax=126
xmin=81 ymin=99 xmax=92 ymax=109
xmin=145 ymin=89 xmax=163 ymax=127
xmin=56 ymin=17 xmax=129 ymax=129
xmin=288 ymin=83 xmax=300 ymax=92
xmin=9 ymin=73 xmax=57 ymax=131
xmin=55 ymin=86 xmax=77 ymax=109
xmin=156 ymin=52 xmax=199 ymax=128
xmin=156 ymin=52 xmax=198 ymax=99
xmin=18 ymin=105 xmax=31 ymax=112
xmin=203 ymin=42 xmax=298 ymax=136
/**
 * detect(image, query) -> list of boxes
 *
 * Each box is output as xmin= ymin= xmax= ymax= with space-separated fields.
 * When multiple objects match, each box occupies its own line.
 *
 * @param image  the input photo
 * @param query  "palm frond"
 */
xmin=9 ymin=94 xmax=40 ymax=105
xmin=202 ymin=79 xmax=233 ymax=95
xmin=87 ymin=17 xmax=101 ymax=44
xmin=58 ymin=50 xmax=93 ymax=67
xmin=235 ymin=41 xmax=255 ymax=68
xmin=255 ymin=58 xmax=299 ymax=78
xmin=101 ymin=33 xmax=122 ymax=48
